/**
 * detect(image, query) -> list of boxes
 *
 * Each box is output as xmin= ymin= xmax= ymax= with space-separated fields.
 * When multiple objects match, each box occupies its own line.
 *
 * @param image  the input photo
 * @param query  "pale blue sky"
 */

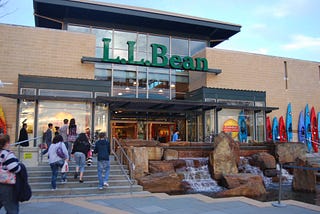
xmin=1 ymin=0 xmax=319 ymax=62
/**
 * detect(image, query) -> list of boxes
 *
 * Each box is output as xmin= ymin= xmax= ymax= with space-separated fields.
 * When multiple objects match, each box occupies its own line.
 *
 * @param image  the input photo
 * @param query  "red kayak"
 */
xmin=266 ymin=116 xmax=272 ymax=141
xmin=310 ymin=107 xmax=318 ymax=152
xmin=279 ymin=116 xmax=287 ymax=142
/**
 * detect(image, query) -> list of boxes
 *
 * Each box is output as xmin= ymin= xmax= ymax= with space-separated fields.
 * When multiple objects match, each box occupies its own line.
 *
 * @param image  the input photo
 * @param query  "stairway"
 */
xmin=28 ymin=156 xmax=144 ymax=198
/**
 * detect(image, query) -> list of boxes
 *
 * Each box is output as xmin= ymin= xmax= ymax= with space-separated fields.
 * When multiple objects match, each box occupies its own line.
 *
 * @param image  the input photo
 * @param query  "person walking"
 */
xmin=93 ymin=132 xmax=111 ymax=190
xmin=48 ymin=135 xmax=68 ymax=190
xmin=67 ymin=118 xmax=77 ymax=159
xmin=59 ymin=119 xmax=69 ymax=151
xmin=71 ymin=133 xmax=90 ymax=183
xmin=0 ymin=134 xmax=21 ymax=214
xmin=42 ymin=123 xmax=53 ymax=155
xmin=18 ymin=123 xmax=29 ymax=147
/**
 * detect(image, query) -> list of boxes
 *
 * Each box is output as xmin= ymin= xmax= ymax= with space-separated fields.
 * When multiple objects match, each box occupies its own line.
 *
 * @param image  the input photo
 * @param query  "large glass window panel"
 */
xmin=136 ymin=34 xmax=147 ymax=52
xmin=171 ymin=70 xmax=189 ymax=100
xmin=95 ymin=104 xmax=108 ymax=136
xmin=205 ymin=110 xmax=215 ymax=142
xmin=218 ymin=109 xmax=241 ymax=141
xmin=39 ymin=89 xmax=92 ymax=98
xmin=171 ymin=38 xmax=188 ymax=56
xmin=148 ymin=68 xmax=170 ymax=100
xmin=92 ymin=28 xmax=112 ymax=47
xmin=67 ymin=24 xmax=91 ymax=34
xmin=256 ymin=111 xmax=264 ymax=142
xmin=95 ymin=68 xmax=112 ymax=82
xmin=138 ymin=67 xmax=147 ymax=99
xmin=114 ymin=31 xmax=137 ymax=50
xmin=190 ymin=40 xmax=207 ymax=56
xmin=37 ymin=101 xmax=92 ymax=139
xmin=18 ymin=101 xmax=35 ymax=146
xmin=114 ymin=49 xmax=128 ymax=61
xmin=113 ymin=70 xmax=137 ymax=98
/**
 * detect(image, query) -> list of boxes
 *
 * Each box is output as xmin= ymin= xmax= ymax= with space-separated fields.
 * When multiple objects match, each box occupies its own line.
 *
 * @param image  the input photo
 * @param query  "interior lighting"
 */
xmin=118 ymin=92 xmax=123 ymax=96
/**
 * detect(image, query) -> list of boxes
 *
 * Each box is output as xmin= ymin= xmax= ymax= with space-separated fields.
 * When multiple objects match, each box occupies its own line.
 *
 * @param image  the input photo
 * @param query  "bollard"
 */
xmin=272 ymin=163 xmax=287 ymax=207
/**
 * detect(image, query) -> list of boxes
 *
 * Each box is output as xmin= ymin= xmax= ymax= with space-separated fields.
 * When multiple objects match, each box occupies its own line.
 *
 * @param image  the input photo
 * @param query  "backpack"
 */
xmin=56 ymin=143 xmax=66 ymax=159
xmin=14 ymin=163 xmax=32 ymax=202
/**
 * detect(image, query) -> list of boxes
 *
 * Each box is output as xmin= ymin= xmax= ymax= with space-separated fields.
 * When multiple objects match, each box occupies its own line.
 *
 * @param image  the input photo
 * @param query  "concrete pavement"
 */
xmin=1 ymin=192 xmax=319 ymax=214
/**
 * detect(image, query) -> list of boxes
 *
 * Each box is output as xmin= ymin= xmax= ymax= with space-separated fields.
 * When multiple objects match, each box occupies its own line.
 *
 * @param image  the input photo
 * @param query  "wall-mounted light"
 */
xmin=0 ymin=80 xmax=13 ymax=88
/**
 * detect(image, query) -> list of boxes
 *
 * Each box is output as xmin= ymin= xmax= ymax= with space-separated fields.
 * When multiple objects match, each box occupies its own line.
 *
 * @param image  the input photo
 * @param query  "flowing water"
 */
xmin=176 ymin=157 xmax=319 ymax=205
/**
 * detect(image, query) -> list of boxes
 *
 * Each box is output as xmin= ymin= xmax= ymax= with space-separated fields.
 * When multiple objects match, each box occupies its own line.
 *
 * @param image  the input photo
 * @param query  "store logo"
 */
xmin=102 ymin=38 xmax=208 ymax=72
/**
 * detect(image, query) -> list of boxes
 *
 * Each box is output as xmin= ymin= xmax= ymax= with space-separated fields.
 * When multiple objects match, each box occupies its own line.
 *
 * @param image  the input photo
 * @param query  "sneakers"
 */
xmin=98 ymin=187 xmax=104 ymax=190
xmin=51 ymin=188 xmax=57 ymax=191
xmin=103 ymin=182 xmax=109 ymax=187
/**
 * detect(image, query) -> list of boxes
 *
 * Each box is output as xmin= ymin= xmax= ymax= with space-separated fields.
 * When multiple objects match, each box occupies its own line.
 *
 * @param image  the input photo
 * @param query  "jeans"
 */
xmin=0 ymin=183 xmax=19 ymax=214
xmin=67 ymin=142 xmax=73 ymax=160
xmin=74 ymin=152 xmax=86 ymax=172
xmin=97 ymin=160 xmax=110 ymax=188
xmin=50 ymin=160 xmax=66 ymax=189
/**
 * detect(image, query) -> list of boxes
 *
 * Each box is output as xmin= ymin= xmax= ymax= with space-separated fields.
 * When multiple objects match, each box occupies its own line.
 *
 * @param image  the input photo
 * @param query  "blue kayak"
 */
xmin=238 ymin=111 xmax=247 ymax=143
xmin=304 ymin=104 xmax=312 ymax=152
xmin=286 ymin=103 xmax=293 ymax=142
xmin=272 ymin=117 xmax=279 ymax=141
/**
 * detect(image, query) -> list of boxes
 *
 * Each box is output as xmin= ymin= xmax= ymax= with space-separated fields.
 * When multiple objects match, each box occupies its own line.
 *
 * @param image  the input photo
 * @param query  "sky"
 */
xmin=1 ymin=0 xmax=320 ymax=62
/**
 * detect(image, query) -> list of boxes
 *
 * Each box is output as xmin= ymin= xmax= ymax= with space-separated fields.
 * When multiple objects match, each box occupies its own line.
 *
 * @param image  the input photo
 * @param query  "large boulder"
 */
xmin=218 ymin=173 xmax=266 ymax=197
xmin=147 ymin=147 xmax=163 ymax=161
xmin=149 ymin=161 xmax=175 ymax=173
xmin=163 ymin=149 xmax=179 ymax=160
xmin=275 ymin=142 xmax=306 ymax=164
xmin=209 ymin=132 xmax=239 ymax=180
xmin=249 ymin=152 xmax=276 ymax=170
xmin=137 ymin=171 xmax=184 ymax=193
xmin=126 ymin=146 xmax=149 ymax=179
xmin=292 ymin=158 xmax=316 ymax=192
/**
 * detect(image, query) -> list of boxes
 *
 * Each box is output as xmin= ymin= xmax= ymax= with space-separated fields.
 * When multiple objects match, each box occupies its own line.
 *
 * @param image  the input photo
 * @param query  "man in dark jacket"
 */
xmin=18 ymin=123 xmax=29 ymax=147
xmin=93 ymin=132 xmax=110 ymax=190
xmin=41 ymin=123 xmax=53 ymax=155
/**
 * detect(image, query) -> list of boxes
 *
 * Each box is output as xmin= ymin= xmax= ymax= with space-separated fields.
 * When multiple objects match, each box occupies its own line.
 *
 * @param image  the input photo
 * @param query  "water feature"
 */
xmin=177 ymin=158 xmax=224 ymax=193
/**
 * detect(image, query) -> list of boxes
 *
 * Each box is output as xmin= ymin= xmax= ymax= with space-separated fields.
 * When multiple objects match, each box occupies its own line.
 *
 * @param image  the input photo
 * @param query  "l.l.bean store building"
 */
xmin=0 ymin=0 xmax=319 ymax=151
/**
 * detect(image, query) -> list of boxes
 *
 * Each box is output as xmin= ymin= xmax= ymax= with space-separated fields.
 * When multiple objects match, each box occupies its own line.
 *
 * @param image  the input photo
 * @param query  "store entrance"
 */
xmin=111 ymin=120 xmax=179 ymax=143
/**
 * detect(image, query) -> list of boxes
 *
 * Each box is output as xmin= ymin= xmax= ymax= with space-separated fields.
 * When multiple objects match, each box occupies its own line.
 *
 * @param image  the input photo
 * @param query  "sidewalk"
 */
xmin=1 ymin=192 xmax=319 ymax=214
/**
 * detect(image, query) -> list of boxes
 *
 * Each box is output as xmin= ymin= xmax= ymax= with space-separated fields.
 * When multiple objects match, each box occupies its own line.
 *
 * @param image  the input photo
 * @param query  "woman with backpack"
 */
xmin=48 ymin=135 xmax=68 ymax=190
xmin=71 ymin=133 xmax=90 ymax=183
xmin=0 ymin=134 xmax=21 ymax=214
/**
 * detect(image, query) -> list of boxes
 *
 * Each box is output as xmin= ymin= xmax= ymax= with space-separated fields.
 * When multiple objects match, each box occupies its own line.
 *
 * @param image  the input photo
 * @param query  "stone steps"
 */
xmin=27 ymin=156 xmax=145 ymax=197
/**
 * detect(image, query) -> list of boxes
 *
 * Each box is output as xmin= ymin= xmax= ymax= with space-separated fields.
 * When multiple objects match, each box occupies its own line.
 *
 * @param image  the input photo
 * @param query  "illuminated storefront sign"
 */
xmin=222 ymin=119 xmax=239 ymax=139
xmin=102 ymin=38 xmax=208 ymax=72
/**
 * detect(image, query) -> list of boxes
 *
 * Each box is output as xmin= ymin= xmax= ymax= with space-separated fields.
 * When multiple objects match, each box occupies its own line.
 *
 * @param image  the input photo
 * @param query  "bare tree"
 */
xmin=0 ymin=0 xmax=14 ymax=19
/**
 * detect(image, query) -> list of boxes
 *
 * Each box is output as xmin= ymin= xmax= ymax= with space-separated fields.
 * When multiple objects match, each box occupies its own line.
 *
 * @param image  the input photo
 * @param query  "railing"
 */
xmin=12 ymin=136 xmax=43 ymax=161
xmin=111 ymin=137 xmax=135 ymax=194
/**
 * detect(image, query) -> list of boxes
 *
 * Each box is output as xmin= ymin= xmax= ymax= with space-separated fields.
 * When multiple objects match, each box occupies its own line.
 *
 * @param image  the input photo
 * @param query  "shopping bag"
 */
xmin=61 ymin=160 xmax=69 ymax=173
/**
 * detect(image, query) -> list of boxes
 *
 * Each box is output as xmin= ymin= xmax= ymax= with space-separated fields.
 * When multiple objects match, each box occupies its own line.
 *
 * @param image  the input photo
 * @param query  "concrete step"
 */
xmin=27 ymin=164 xmax=127 ymax=171
xmin=29 ymin=174 xmax=129 ymax=183
xmin=29 ymin=180 xmax=136 ymax=189
xmin=31 ymin=185 xmax=144 ymax=197
xmin=28 ymin=169 xmax=128 ymax=177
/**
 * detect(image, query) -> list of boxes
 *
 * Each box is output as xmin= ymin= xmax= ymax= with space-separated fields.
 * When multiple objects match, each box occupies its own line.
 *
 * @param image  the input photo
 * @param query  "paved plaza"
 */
xmin=1 ymin=192 xmax=319 ymax=214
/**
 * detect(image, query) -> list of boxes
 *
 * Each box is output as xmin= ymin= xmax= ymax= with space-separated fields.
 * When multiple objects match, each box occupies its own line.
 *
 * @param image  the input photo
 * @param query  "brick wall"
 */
xmin=0 ymin=24 xmax=95 ymax=138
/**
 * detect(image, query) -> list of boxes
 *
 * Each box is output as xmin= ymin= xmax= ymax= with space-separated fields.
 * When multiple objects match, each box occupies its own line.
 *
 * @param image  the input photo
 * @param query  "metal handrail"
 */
xmin=111 ymin=137 xmax=135 ymax=194
xmin=12 ymin=136 xmax=43 ymax=160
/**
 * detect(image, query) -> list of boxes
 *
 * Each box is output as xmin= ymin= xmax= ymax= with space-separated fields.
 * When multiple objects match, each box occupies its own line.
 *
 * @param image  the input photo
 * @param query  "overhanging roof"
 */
xmin=33 ymin=0 xmax=241 ymax=46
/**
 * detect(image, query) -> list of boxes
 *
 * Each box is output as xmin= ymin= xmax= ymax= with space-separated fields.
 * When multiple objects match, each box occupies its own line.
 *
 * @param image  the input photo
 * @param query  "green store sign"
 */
xmin=102 ymin=38 xmax=208 ymax=72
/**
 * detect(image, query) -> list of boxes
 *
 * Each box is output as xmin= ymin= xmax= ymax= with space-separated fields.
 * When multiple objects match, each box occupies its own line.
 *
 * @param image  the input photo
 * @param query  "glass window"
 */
xmin=67 ymin=25 xmax=91 ymax=34
xmin=171 ymin=38 xmax=188 ymax=56
xmin=138 ymin=68 xmax=147 ymax=99
xmin=113 ymin=70 xmax=137 ymax=98
xmin=205 ymin=110 xmax=215 ymax=142
xmin=218 ymin=109 xmax=242 ymax=141
xmin=37 ymin=101 xmax=92 ymax=139
xmin=20 ymin=88 xmax=36 ymax=96
xmin=256 ymin=111 xmax=265 ymax=142
xmin=171 ymin=70 xmax=189 ymax=100
xmin=95 ymin=104 xmax=108 ymax=136
xmin=95 ymin=68 xmax=112 ymax=82
xmin=92 ymin=28 xmax=112 ymax=48
xmin=190 ymin=40 xmax=207 ymax=56
xmin=114 ymin=31 xmax=137 ymax=50
xmin=137 ymin=34 xmax=147 ymax=52
xmin=18 ymin=101 xmax=35 ymax=146
xmin=148 ymin=68 xmax=170 ymax=100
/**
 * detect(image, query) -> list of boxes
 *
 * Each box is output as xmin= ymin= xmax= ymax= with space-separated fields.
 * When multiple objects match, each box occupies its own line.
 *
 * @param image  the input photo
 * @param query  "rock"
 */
xmin=168 ymin=141 xmax=190 ymax=146
xmin=137 ymin=171 xmax=184 ymax=193
xmin=147 ymin=147 xmax=163 ymax=160
xmin=218 ymin=182 xmax=266 ymax=198
xmin=249 ymin=152 xmax=276 ymax=170
xmin=209 ymin=132 xmax=239 ymax=180
xmin=292 ymin=158 xmax=316 ymax=192
xmin=163 ymin=149 xmax=179 ymax=160
xmin=275 ymin=142 xmax=306 ymax=164
xmin=168 ymin=159 xmax=187 ymax=170
xmin=149 ymin=161 xmax=175 ymax=173
xmin=218 ymin=173 xmax=266 ymax=197
xmin=127 ymin=147 xmax=149 ymax=179
xmin=220 ymin=173 xmax=264 ymax=189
